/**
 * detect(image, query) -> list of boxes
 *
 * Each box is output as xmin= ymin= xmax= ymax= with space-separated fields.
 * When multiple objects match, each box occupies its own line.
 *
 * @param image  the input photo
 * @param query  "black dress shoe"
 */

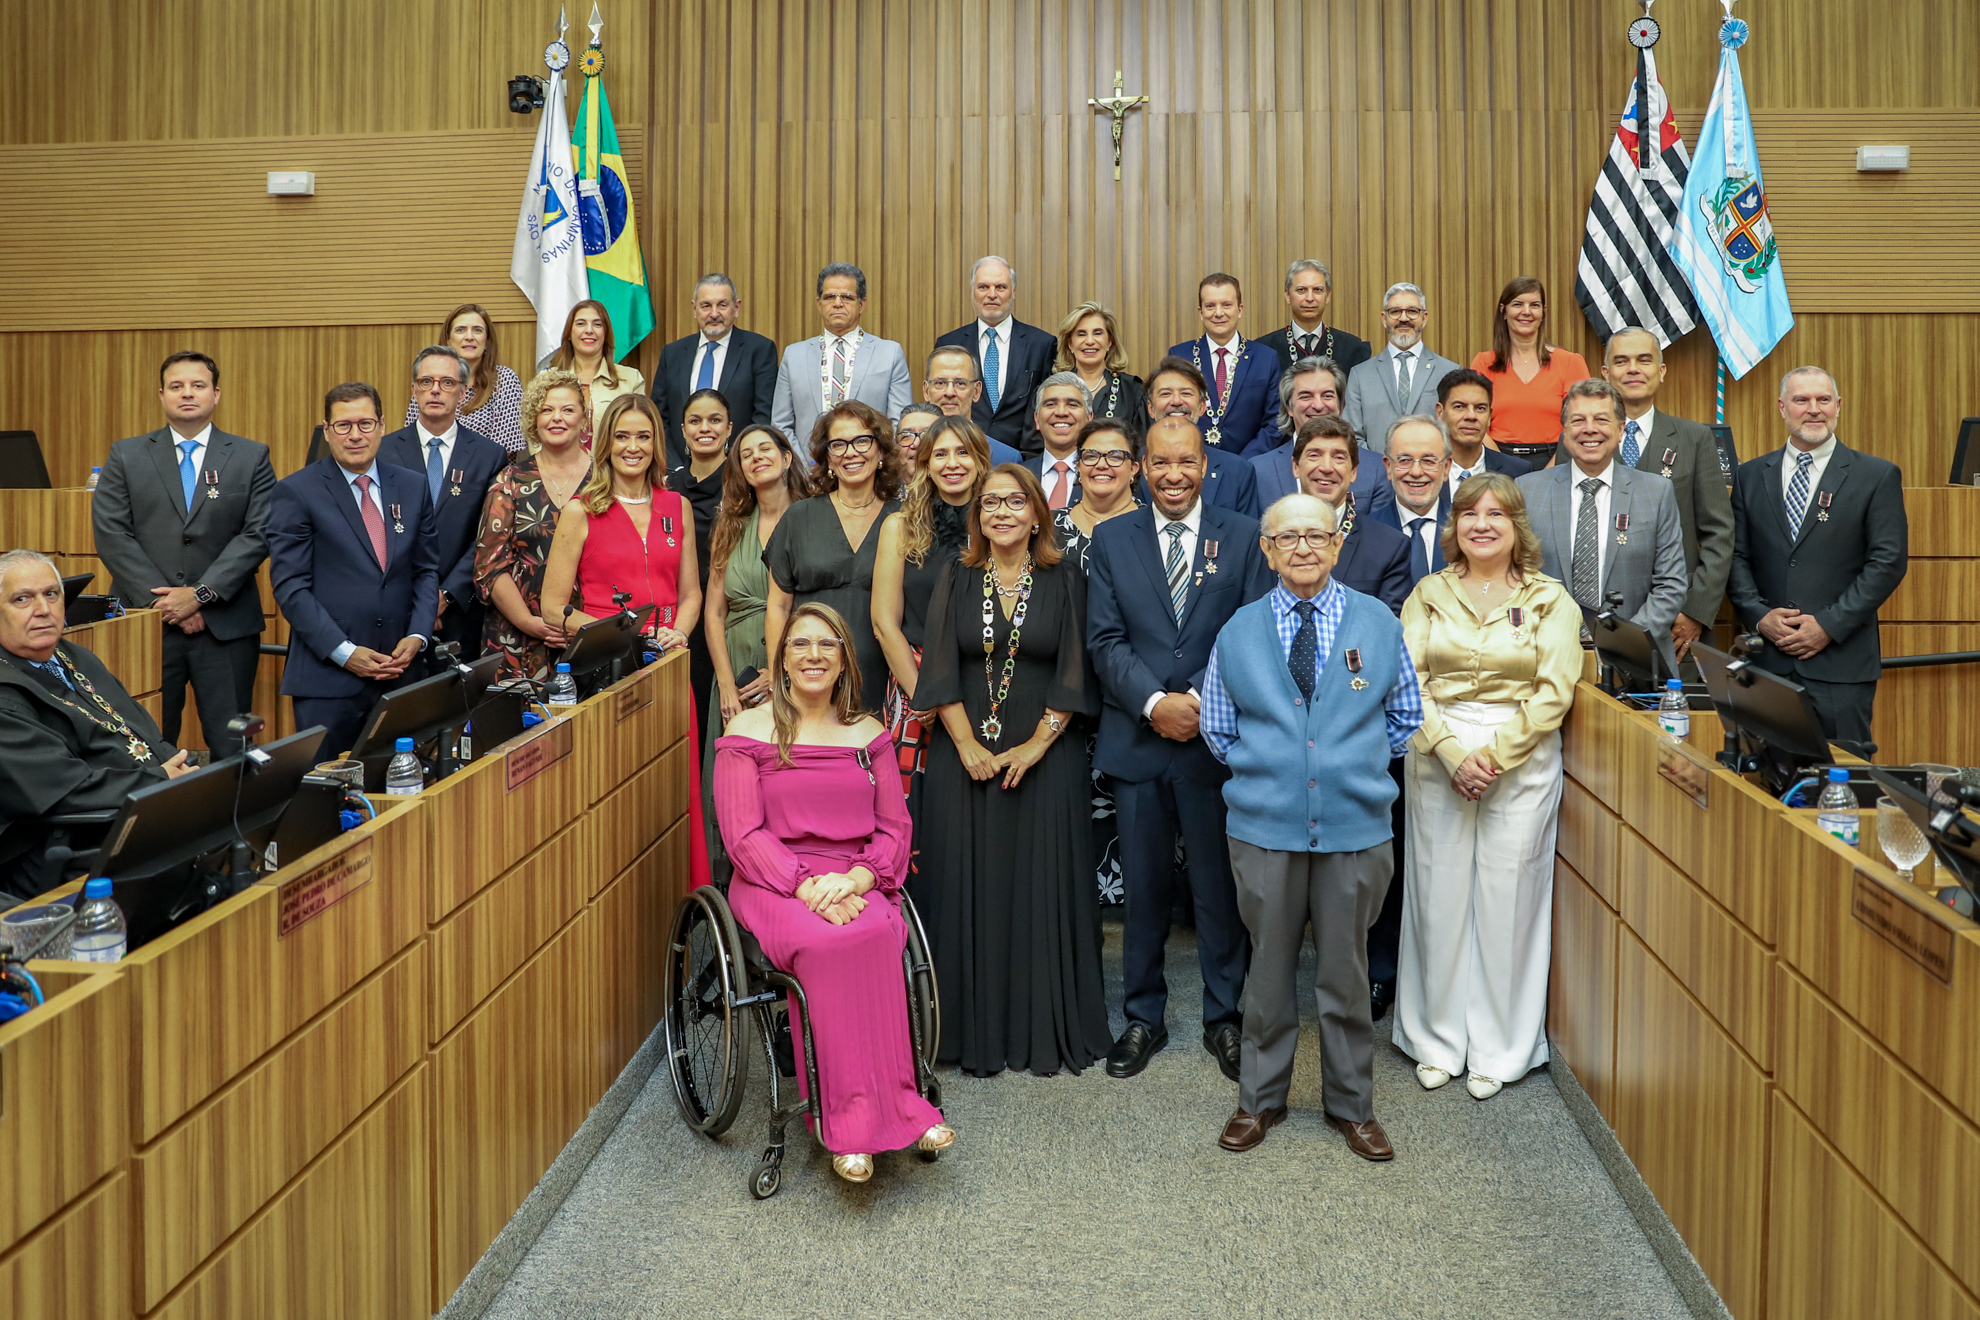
xmin=1106 ymin=1022 xmax=1169 ymax=1078
xmin=1204 ymin=1023 xmax=1242 ymax=1083
xmin=1370 ymin=981 xmax=1395 ymax=1022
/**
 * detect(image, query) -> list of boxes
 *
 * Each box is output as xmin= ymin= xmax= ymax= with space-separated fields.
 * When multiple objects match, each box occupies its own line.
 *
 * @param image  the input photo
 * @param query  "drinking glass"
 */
xmin=1 ymin=902 xmax=76 ymax=960
xmin=1913 ymin=763 xmax=1961 ymax=809
xmin=1876 ymin=796 xmax=1932 ymax=883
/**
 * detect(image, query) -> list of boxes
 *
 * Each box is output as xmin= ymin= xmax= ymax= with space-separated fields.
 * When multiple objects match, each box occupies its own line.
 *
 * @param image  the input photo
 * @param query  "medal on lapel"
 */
xmin=389 ymin=502 xmax=405 ymax=535
xmin=1816 ymin=490 xmax=1833 ymax=522
xmin=449 ymin=468 xmax=464 ymax=497
xmin=662 ymin=515 xmax=676 ymax=547
xmin=1203 ymin=538 xmax=1219 ymax=575
xmin=1509 ymin=605 xmax=1527 ymax=643
xmin=1346 ymin=647 xmax=1369 ymax=691
xmin=1660 ymin=448 xmax=1676 ymax=479
xmin=203 ymin=470 xmax=220 ymax=500
xmin=1614 ymin=512 xmax=1629 ymax=545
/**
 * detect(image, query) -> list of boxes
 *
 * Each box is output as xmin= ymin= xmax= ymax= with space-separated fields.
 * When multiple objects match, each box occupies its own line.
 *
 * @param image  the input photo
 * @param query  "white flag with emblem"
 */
xmin=510 ymin=64 xmax=588 ymax=368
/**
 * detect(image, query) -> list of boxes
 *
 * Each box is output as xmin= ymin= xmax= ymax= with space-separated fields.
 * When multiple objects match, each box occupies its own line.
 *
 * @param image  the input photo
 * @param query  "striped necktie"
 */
xmin=1785 ymin=451 xmax=1814 ymax=538
xmin=828 ymin=337 xmax=850 ymax=405
xmin=1163 ymin=522 xmax=1188 ymax=623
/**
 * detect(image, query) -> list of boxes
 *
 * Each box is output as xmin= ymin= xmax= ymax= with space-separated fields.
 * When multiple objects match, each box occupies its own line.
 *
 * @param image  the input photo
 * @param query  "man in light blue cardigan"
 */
xmin=1198 ymin=492 xmax=1423 ymax=1162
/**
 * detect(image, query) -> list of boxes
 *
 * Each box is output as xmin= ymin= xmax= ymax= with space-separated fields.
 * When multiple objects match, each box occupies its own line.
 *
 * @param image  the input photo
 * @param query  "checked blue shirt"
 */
xmin=1200 ymin=579 xmax=1423 ymax=765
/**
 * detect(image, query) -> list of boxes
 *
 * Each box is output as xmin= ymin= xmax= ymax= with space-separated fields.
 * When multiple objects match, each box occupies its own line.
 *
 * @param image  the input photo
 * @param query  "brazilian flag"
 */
xmin=571 ymin=45 xmax=654 ymax=356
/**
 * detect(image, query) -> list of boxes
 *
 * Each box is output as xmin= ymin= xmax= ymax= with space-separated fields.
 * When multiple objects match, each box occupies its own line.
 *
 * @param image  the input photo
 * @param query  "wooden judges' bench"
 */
xmin=1553 ymin=685 xmax=1980 ymax=1320
xmin=0 ymin=649 xmax=693 ymax=1319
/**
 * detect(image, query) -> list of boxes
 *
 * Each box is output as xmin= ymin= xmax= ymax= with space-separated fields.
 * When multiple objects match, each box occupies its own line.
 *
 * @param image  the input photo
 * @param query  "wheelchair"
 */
xmin=661 ymin=882 xmax=943 ymax=1198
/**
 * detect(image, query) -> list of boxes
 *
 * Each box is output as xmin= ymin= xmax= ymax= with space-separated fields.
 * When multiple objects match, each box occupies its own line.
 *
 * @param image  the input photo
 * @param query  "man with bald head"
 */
xmin=1729 ymin=366 xmax=1908 ymax=747
xmin=933 ymin=255 xmax=1058 ymax=455
xmin=920 ymin=345 xmax=1023 ymax=466
xmin=1086 ymin=416 xmax=1275 ymax=1083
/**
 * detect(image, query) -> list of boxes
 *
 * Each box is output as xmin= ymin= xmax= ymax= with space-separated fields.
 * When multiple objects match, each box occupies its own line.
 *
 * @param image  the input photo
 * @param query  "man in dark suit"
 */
xmin=1729 ymin=366 xmax=1908 ymax=747
xmin=1144 ymin=356 xmax=1261 ymax=517
xmin=1169 ymin=273 xmax=1281 ymax=457
xmin=1250 ymin=357 xmax=1385 ymax=511
xmin=1433 ymin=368 xmax=1533 ymax=493
xmin=932 ymin=256 xmax=1059 ymax=457
xmin=378 ymin=346 xmax=509 ymax=660
xmin=652 ymin=273 xmax=777 ymax=469
xmin=1255 ymin=259 xmax=1372 ymax=375
xmin=1020 ymin=372 xmax=1093 ymax=511
xmin=91 ymin=351 xmax=276 ymax=758
xmin=268 ymin=383 xmax=440 ymax=757
xmin=1087 ymin=416 xmax=1275 ymax=1083
xmin=1287 ymin=417 xmax=1411 ymax=615
xmin=1367 ymin=416 xmax=1453 ymax=587
xmin=1602 ymin=328 xmax=1737 ymax=661
xmin=920 ymin=346 xmax=1024 ymax=466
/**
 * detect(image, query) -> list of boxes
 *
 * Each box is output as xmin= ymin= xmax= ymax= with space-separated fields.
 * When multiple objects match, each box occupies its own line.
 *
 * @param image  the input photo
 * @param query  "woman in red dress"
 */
xmin=541 ymin=393 xmax=710 ymax=884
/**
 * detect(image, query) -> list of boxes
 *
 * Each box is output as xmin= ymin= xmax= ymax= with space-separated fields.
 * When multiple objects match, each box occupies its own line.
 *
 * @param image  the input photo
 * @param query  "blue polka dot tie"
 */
xmin=1288 ymin=600 xmax=1317 ymax=701
xmin=1621 ymin=418 xmax=1642 ymax=469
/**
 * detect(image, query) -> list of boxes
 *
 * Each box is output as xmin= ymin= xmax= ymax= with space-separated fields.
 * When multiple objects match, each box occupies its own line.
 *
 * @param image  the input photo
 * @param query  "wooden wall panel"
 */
xmin=1549 ymin=858 xmax=1618 ymax=1122
xmin=0 ymin=1172 xmax=130 ymax=1320
xmin=0 ymin=973 xmax=127 ymax=1254
xmin=1874 ymin=626 xmax=1980 ymax=767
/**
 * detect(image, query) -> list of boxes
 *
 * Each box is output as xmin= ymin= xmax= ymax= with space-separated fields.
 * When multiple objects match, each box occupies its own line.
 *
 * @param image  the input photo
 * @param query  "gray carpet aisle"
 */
xmin=481 ymin=923 xmax=1693 ymax=1320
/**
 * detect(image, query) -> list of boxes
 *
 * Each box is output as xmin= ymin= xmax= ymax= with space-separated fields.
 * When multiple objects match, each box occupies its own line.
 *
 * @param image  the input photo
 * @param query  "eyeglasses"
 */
xmin=1386 ymin=455 xmax=1446 ymax=471
xmin=925 ymin=377 xmax=974 ymax=392
xmin=826 ymin=435 xmax=876 ymax=455
xmin=414 ymin=376 xmax=464 ymax=392
xmin=1269 ymin=530 xmax=1339 ymax=550
xmin=896 ymin=427 xmax=928 ymax=442
xmin=1077 ymin=448 xmax=1133 ymax=468
xmin=327 ymin=419 xmax=381 ymax=436
xmin=785 ymin=637 xmax=845 ymax=655
xmin=1383 ymin=307 xmax=1426 ymax=321
xmin=978 ymin=492 xmax=1030 ymax=513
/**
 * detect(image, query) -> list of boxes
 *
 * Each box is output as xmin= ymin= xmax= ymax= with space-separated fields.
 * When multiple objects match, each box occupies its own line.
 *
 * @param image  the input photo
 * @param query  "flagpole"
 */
xmin=1716 ymin=356 xmax=1727 ymax=425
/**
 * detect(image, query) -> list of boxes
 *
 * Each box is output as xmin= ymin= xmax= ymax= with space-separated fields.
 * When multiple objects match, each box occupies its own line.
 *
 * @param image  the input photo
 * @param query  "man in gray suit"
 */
xmin=1517 ymin=379 xmax=1688 ymax=670
xmin=1342 ymin=283 xmax=1461 ymax=450
xmin=1602 ymin=327 xmax=1736 ymax=661
xmin=771 ymin=262 xmax=912 ymax=455
xmin=91 ymin=351 xmax=276 ymax=758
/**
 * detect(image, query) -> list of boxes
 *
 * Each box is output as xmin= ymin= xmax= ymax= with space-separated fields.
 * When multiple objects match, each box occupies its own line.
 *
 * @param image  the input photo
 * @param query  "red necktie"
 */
xmin=1214 ymin=347 xmax=1230 ymax=405
xmin=1049 ymin=460 xmax=1071 ymax=510
xmin=353 ymin=474 xmax=388 ymax=569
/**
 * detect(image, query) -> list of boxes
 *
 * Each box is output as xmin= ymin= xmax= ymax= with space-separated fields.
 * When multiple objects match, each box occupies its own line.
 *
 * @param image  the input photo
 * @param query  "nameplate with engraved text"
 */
xmin=506 ymin=718 xmax=573 ymax=792
xmin=1851 ymin=869 xmax=1954 ymax=986
xmin=277 ymin=837 xmax=374 ymax=937
xmin=1655 ymin=733 xmax=1710 ymax=810
xmin=615 ymin=674 xmax=653 ymax=723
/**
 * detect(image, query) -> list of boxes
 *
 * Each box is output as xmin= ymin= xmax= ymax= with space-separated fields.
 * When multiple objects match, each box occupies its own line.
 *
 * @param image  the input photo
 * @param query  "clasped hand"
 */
xmin=1451 ymin=750 xmax=1498 ymax=802
xmin=957 ymin=736 xmax=1049 ymax=789
xmin=343 ymin=635 xmax=423 ymax=680
xmin=796 ymin=871 xmax=870 ymax=925
xmin=1757 ymin=607 xmax=1831 ymax=659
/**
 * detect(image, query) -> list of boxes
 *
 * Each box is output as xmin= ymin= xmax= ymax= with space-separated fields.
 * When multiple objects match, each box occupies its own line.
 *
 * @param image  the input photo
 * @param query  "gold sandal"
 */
xmin=917 ymin=1124 xmax=957 ymax=1153
xmin=831 ymin=1153 xmax=874 ymax=1183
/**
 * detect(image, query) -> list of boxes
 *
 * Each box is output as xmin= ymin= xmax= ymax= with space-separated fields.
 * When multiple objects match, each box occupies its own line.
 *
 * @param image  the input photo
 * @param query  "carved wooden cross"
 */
xmin=1089 ymin=70 xmax=1148 ymax=180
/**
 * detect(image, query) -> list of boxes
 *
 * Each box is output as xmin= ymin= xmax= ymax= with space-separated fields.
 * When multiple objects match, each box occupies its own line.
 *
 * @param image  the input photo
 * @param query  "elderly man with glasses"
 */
xmin=1197 ymin=492 xmax=1422 ymax=1161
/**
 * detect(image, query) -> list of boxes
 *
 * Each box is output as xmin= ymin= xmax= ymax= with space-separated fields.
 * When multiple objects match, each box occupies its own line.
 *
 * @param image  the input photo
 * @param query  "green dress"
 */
xmin=704 ymin=511 xmax=770 ymax=870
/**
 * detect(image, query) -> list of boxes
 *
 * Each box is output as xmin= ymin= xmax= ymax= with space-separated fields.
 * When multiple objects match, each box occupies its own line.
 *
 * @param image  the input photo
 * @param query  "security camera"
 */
xmin=508 ymin=75 xmax=546 ymax=115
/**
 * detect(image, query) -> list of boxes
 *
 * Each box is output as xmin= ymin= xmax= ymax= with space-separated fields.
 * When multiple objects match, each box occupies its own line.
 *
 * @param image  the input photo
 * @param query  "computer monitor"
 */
xmin=1954 ymin=417 xmax=1980 ymax=487
xmin=60 ymin=572 xmax=94 ymax=601
xmin=349 ymin=652 xmax=508 ymax=788
xmin=1582 ymin=604 xmax=1665 ymax=692
xmin=1865 ymin=766 xmax=1980 ymax=907
xmin=1691 ymin=643 xmax=1834 ymax=790
xmin=0 ymin=432 xmax=52 ymax=489
xmin=558 ymin=605 xmax=656 ymax=696
xmin=60 ymin=572 xmax=121 ymax=625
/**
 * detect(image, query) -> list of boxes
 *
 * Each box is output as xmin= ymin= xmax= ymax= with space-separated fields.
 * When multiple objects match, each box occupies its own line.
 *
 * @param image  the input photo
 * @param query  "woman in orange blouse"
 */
xmin=1468 ymin=277 xmax=1589 ymax=459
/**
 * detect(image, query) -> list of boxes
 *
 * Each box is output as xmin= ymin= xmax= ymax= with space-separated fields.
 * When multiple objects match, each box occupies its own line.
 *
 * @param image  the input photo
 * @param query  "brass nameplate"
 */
xmin=1656 ymin=733 xmax=1710 ymax=810
xmin=277 ymin=837 xmax=374 ymax=937
xmin=506 ymin=718 xmax=573 ymax=792
xmin=615 ymin=674 xmax=653 ymax=723
xmin=1851 ymin=869 xmax=1954 ymax=987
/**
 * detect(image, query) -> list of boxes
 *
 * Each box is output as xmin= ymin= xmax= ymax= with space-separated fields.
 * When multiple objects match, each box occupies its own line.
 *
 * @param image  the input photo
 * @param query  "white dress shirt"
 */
xmin=977 ymin=318 xmax=1010 ymax=404
xmin=1287 ymin=321 xmax=1330 ymax=359
xmin=1622 ymin=405 xmax=1658 ymax=468
xmin=413 ymin=419 xmax=458 ymax=475
xmin=1387 ymin=343 xmax=1422 ymax=402
xmin=1397 ymin=505 xmax=1441 ymax=565
xmin=1040 ymin=450 xmax=1079 ymax=507
xmin=1143 ymin=499 xmax=1205 ymax=719
xmin=1447 ymin=453 xmax=1485 ymax=495
xmin=167 ymin=423 xmax=213 ymax=479
xmin=1779 ymin=433 xmax=1839 ymax=498
xmin=1569 ymin=460 xmax=1618 ymax=587
xmin=693 ymin=329 xmax=733 ymax=389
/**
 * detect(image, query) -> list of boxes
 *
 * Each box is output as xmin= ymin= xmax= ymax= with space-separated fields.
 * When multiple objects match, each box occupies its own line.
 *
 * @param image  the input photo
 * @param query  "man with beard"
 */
xmin=1343 ymin=283 xmax=1460 ymax=450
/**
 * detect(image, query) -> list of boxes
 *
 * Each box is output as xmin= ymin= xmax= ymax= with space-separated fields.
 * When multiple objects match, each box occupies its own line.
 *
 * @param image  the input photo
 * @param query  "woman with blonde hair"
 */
xmin=1054 ymin=301 xmax=1145 ymax=426
xmin=473 ymin=368 xmax=591 ymax=681
xmin=550 ymin=298 xmax=649 ymax=428
xmin=409 ymin=303 xmax=527 ymax=453
xmin=1392 ymin=472 xmax=1582 ymax=1100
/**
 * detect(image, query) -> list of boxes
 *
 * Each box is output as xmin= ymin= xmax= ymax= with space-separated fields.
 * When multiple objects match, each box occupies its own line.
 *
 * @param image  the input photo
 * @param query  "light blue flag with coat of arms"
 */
xmin=1666 ymin=11 xmax=1793 ymax=380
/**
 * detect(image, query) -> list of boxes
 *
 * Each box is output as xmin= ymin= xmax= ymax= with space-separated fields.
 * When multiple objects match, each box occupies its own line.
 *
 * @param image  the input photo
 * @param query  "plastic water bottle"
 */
xmin=385 ymin=736 xmax=424 ymax=796
xmin=84 ymin=466 xmax=101 ymax=492
xmin=547 ymin=663 xmax=578 ymax=707
xmin=1657 ymin=678 xmax=1690 ymax=740
xmin=1817 ymin=767 xmax=1859 ymax=846
xmin=70 ymin=879 xmax=127 ymax=963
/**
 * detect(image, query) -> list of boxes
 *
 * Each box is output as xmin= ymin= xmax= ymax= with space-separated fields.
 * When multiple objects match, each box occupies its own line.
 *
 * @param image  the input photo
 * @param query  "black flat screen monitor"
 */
xmin=0 ymin=432 xmax=52 ymax=489
xmin=1865 ymin=766 xmax=1980 ymax=903
xmin=559 ymin=605 xmax=656 ymax=678
xmin=350 ymin=652 xmax=501 ymax=756
xmin=60 ymin=572 xmax=95 ymax=601
xmin=1692 ymin=643 xmax=1833 ymax=779
xmin=1582 ymin=605 xmax=1665 ymax=691
xmin=1954 ymin=417 xmax=1980 ymax=487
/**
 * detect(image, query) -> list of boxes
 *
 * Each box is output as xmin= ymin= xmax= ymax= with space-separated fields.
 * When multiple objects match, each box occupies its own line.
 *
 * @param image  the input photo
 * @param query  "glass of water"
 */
xmin=1877 ymin=796 xmax=1932 ymax=883
xmin=0 ymin=903 xmax=76 ymax=960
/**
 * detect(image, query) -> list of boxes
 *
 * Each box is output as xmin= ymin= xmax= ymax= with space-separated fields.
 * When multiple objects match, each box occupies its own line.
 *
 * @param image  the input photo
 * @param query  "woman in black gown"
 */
xmin=915 ymin=464 xmax=1111 ymax=1077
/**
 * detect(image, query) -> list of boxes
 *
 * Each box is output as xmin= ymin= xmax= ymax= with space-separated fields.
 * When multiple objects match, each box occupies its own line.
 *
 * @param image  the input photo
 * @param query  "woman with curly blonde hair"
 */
xmin=472 ymin=368 xmax=591 ymax=681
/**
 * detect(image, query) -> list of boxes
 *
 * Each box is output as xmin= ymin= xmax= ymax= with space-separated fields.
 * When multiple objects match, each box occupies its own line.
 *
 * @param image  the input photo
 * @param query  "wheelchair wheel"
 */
xmin=661 ymin=887 xmax=749 ymax=1137
xmin=899 ymin=892 xmax=942 ymax=1090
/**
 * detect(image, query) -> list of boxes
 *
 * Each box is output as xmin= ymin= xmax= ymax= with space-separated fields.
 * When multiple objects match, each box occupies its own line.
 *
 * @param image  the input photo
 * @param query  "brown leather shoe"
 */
xmin=1218 ymin=1105 xmax=1288 ymax=1152
xmin=1326 ymin=1113 xmax=1395 ymax=1162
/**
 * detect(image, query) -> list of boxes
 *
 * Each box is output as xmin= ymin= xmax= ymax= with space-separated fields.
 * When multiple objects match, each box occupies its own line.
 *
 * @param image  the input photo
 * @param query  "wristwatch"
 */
xmin=193 ymin=583 xmax=217 ymax=606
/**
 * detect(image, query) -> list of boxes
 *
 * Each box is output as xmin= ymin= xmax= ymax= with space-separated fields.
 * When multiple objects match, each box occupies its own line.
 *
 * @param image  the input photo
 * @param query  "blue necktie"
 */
xmin=1163 ymin=522 xmax=1188 ymax=622
xmin=427 ymin=438 xmax=446 ymax=503
xmin=1407 ymin=517 xmax=1432 ymax=582
xmin=1288 ymin=601 xmax=1317 ymax=700
xmin=35 ymin=659 xmax=74 ymax=690
xmin=696 ymin=340 xmax=716 ymax=390
xmin=1621 ymin=418 xmax=1642 ymax=469
xmin=1785 ymin=451 xmax=1814 ymax=538
xmin=983 ymin=328 xmax=1001 ymax=411
xmin=178 ymin=440 xmax=198 ymax=511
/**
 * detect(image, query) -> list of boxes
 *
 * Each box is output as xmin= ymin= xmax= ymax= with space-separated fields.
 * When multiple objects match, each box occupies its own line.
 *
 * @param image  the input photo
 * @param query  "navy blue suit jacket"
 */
xmin=377 ymin=424 xmax=508 ymax=606
xmin=1334 ymin=515 xmax=1413 ymax=615
xmin=934 ymin=319 xmax=1059 ymax=455
xmin=1367 ymin=484 xmax=1452 ymax=586
xmin=1250 ymin=438 xmax=1388 ymax=511
xmin=269 ymin=459 xmax=441 ymax=700
xmin=1139 ymin=447 xmax=1259 ymax=519
xmin=1086 ymin=504 xmax=1274 ymax=784
xmin=1167 ymin=336 xmax=1282 ymax=457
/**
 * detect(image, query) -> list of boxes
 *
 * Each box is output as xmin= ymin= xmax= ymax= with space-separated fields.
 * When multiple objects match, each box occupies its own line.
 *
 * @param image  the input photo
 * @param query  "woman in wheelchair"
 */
xmin=713 ymin=602 xmax=956 ymax=1183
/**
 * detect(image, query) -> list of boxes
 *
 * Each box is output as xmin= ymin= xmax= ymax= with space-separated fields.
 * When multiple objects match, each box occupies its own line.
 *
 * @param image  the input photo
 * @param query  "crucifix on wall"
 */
xmin=1089 ymin=70 xmax=1148 ymax=180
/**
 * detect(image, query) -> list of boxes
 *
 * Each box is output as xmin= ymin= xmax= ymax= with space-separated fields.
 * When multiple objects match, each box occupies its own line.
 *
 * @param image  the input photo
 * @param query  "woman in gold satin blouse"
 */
xmin=1391 ymin=472 xmax=1581 ymax=1102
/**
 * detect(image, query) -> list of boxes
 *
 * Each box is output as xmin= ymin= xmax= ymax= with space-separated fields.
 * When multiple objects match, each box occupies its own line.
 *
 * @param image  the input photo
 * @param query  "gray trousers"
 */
xmin=1228 ymin=837 xmax=1393 ymax=1122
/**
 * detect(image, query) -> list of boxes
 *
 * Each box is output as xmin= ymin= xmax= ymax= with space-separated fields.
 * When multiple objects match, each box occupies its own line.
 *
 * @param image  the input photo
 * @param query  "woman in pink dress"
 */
xmin=541 ymin=393 xmax=711 ymax=886
xmin=713 ymin=602 xmax=955 ymax=1183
